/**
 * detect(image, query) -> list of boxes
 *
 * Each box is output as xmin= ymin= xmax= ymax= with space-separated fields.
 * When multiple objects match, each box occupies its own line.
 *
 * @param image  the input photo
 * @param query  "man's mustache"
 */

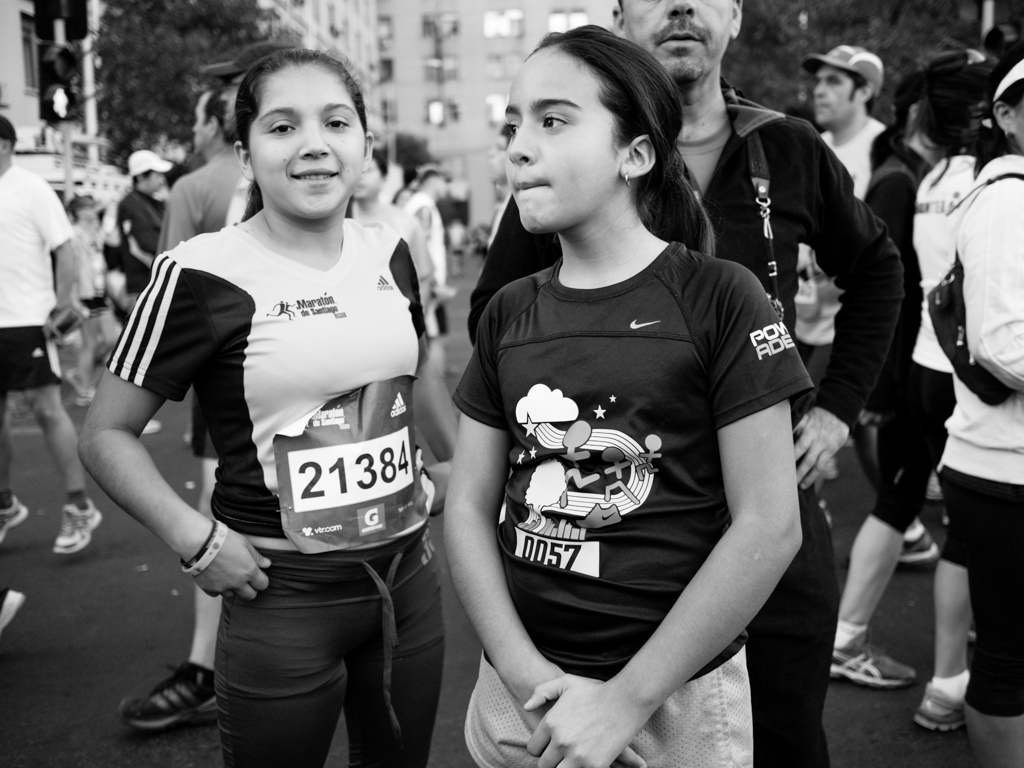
xmin=655 ymin=22 xmax=709 ymax=45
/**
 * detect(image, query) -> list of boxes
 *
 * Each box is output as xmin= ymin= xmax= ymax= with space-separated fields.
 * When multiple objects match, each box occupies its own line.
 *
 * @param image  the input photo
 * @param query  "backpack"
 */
xmin=927 ymin=173 xmax=1024 ymax=405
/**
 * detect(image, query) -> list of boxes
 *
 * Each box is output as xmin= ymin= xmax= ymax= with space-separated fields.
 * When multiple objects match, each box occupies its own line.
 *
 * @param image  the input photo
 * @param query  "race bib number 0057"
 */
xmin=514 ymin=528 xmax=599 ymax=577
xmin=288 ymin=427 xmax=413 ymax=514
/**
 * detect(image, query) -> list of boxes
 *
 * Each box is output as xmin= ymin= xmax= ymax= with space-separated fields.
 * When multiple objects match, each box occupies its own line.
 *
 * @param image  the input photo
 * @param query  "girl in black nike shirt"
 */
xmin=447 ymin=25 xmax=812 ymax=768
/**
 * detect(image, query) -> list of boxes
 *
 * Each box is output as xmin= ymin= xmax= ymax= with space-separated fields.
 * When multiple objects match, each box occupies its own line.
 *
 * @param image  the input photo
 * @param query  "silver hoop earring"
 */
xmin=624 ymin=171 xmax=630 ymax=187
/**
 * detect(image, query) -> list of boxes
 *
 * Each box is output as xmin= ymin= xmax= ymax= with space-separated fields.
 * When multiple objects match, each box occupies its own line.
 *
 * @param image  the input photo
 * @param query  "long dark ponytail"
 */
xmin=531 ymin=26 xmax=715 ymax=256
xmin=234 ymin=48 xmax=368 ymax=222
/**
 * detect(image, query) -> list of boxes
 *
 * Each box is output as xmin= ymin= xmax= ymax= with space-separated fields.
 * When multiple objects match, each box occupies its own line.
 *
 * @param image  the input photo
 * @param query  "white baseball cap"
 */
xmin=127 ymin=149 xmax=172 ymax=178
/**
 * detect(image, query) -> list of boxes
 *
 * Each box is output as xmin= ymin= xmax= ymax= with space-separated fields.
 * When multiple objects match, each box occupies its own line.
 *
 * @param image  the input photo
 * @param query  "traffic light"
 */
xmin=39 ymin=43 xmax=79 ymax=124
xmin=34 ymin=0 xmax=88 ymax=42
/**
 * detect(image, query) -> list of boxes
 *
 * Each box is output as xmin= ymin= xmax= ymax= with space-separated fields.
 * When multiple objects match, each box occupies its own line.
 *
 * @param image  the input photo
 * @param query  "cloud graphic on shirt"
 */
xmin=525 ymin=460 xmax=567 ymax=511
xmin=515 ymin=384 xmax=579 ymax=424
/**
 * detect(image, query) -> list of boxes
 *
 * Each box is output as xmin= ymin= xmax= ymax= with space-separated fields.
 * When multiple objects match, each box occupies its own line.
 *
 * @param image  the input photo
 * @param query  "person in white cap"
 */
xmin=116 ymin=150 xmax=173 ymax=312
xmin=112 ymin=149 xmax=173 ymax=436
xmin=804 ymin=45 xmax=887 ymax=196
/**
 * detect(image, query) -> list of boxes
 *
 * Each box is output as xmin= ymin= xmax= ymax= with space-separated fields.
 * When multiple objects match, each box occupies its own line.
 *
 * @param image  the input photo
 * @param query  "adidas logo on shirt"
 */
xmin=390 ymin=392 xmax=407 ymax=417
xmin=31 ymin=348 xmax=44 ymax=358
xmin=378 ymin=276 xmax=395 ymax=291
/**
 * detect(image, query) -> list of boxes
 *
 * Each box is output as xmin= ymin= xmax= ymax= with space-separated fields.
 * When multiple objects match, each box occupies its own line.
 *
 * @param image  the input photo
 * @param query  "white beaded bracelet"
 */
xmin=181 ymin=520 xmax=229 ymax=576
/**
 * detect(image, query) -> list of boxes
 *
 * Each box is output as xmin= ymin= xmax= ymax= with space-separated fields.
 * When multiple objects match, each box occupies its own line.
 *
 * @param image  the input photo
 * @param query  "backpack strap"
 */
xmin=951 ymin=172 xmax=1024 ymax=214
xmin=747 ymin=132 xmax=784 ymax=320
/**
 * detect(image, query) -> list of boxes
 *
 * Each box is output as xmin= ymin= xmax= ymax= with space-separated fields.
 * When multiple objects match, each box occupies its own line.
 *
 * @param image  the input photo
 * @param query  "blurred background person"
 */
xmin=830 ymin=53 xmax=991 ymax=719
xmin=0 ymin=115 xmax=103 ymax=556
xmin=117 ymin=83 xmax=242 ymax=734
xmin=350 ymin=147 xmax=434 ymax=302
xmin=486 ymin=123 xmax=513 ymax=248
xmin=941 ymin=40 xmax=1024 ymax=768
xmin=116 ymin=149 xmax=172 ymax=312
xmin=67 ymin=194 xmax=119 ymax=407
xmin=798 ymin=44 xmax=888 ymax=497
xmin=405 ymin=166 xmax=454 ymax=374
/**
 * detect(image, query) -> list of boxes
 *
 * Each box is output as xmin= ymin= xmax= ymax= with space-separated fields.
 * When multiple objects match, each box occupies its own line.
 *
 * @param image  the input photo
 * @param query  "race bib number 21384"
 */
xmin=289 ymin=429 xmax=413 ymax=513
xmin=273 ymin=376 xmax=427 ymax=553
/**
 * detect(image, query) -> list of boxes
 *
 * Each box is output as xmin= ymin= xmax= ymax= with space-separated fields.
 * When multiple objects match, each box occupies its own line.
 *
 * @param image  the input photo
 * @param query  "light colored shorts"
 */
xmin=464 ymin=648 xmax=753 ymax=768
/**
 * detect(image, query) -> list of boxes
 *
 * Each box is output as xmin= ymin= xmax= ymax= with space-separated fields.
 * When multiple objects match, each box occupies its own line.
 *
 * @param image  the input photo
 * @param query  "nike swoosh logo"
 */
xmin=630 ymin=320 xmax=661 ymax=329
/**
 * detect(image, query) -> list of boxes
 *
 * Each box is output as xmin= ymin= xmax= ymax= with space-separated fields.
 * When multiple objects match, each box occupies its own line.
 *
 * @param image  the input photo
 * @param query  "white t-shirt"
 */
xmin=797 ymin=119 xmax=886 ymax=346
xmin=108 ymin=220 xmax=424 ymax=537
xmin=912 ymin=155 xmax=977 ymax=373
xmin=0 ymin=165 xmax=75 ymax=327
xmin=404 ymin=191 xmax=446 ymax=286
xmin=822 ymin=118 xmax=888 ymax=200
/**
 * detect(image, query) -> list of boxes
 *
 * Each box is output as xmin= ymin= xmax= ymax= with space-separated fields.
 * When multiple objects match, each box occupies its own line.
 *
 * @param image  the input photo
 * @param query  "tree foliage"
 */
xmin=95 ymin=0 xmax=282 ymax=167
xmin=395 ymin=132 xmax=436 ymax=177
xmin=725 ymin=0 xmax=990 ymax=121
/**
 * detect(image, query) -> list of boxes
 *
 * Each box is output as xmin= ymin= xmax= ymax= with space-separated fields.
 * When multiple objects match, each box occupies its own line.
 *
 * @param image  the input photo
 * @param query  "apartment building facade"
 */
xmin=376 ymin=0 xmax=612 ymax=228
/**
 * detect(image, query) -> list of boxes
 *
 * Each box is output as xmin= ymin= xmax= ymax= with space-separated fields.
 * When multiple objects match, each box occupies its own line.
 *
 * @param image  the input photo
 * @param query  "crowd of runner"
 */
xmin=1 ymin=2 xmax=1022 ymax=768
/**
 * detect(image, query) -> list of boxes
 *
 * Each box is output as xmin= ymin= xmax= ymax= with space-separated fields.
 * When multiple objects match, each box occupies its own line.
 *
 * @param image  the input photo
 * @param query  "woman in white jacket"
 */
xmin=942 ymin=42 xmax=1024 ymax=768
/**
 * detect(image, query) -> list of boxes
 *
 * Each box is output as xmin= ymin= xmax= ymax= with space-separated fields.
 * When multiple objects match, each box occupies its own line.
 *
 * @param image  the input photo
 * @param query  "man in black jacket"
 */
xmin=468 ymin=2 xmax=903 ymax=766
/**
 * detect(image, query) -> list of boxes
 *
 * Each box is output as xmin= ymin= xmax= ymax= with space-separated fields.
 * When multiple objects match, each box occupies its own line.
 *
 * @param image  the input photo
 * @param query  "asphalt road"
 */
xmin=0 ymin=263 xmax=976 ymax=767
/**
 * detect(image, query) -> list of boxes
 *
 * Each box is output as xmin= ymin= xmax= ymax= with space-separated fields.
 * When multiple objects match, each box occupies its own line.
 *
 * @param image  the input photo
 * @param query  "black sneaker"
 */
xmin=119 ymin=662 xmax=217 ymax=731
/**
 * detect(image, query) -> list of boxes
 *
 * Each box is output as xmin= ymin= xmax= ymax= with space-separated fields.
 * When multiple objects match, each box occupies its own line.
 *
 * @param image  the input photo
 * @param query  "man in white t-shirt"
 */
xmin=805 ymin=45 xmax=887 ymax=197
xmin=797 ymin=47 xmax=887 ymax=353
xmin=795 ymin=46 xmax=889 ymax=494
xmin=0 ymin=116 xmax=103 ymax=555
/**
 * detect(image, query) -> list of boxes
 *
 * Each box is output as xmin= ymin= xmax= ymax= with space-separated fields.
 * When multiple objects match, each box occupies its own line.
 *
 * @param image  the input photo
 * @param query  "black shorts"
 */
xmin=0 ymin=326 xmax=62 ymax=394
xmin=944 ymin=470 xmax=1024 ymax=717
xmin=82 ymin=296 xmax=109 ymax=315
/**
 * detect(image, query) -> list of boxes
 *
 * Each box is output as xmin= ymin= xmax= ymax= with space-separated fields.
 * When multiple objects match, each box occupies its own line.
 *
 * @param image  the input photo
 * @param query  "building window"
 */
xmin=378 ymin=15 xmax=393 ymax=51
xmin=382 ymin=98 xmax=397 ymax=124
xmin=380 ymin=59 xmax=393 ymax=83
xmin=422 ymin=12 xmax=459 ymax=38
xmin=486 ymin=93 xmax=507 ymax=126
xmin=548 ymin=10 xmax=588 ymax=32
xmin=424 ymin=56 xmax=459 ymax=83
xmin=22 ymin=13 xmax=38 ymax=91
xmin=485 ymin=53 xmax=521 ymax=80
xmin=447 ymin=98 xmax=461 ymax=122
xmin=484 ymin=9 xmax=525 ymax=38
xmin=426 ymin=98 xmax=461 ymax=125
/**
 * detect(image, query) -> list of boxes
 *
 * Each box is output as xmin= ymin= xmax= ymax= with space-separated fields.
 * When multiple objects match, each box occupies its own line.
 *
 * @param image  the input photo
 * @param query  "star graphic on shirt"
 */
xmin=517 ymin=451 xmax=525 ymax=464
xmin=594 ymin=405 xmax=606 ymax=419
xmin=524 ymin=418 xmax=537 ymax=437
xmin=529 ymin=447 xmax=537 ymax=459
xmin=609 ymin=395 xmax=617 ymax=403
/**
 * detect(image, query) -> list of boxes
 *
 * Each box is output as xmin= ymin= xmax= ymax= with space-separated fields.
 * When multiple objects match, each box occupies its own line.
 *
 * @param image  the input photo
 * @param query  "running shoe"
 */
xmin=914 ymin=683 xmax=966 ymax=731
xmin=899 ymin=529 xmax=940 ymax=567
xmin=53 ymin=501 xmax=103 ymax=554
xmin=0 ymin=588 xmax=26 ymax=642
xmin=142 ymin=419 xmax=163 ymax=436
xmin=831 ymin=637 xmax=917 ymax=688
xmin=119 ymin=662 xmax=217 ymax=731
xmin=0 ymin=496 xmax=29 ymax=546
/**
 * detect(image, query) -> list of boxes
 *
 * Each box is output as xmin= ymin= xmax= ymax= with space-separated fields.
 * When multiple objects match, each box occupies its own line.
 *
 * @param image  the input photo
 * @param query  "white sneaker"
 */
xmin=142 ymin=419 xmax=163 ymax=436
xmin=0 ymin=589 xmax=26 ymax=642
xmin=0 ymin=496 xmax=29 ymax=546
xmin=53 ymin=501 xmax=103 ymax=554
